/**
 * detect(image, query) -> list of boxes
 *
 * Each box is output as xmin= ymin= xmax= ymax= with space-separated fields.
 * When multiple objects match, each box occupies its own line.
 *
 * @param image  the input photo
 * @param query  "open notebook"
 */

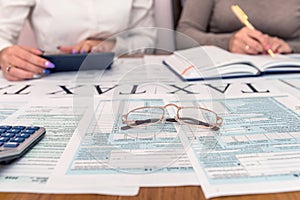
xmin=163 ymin=46 xmax=300 ymax=81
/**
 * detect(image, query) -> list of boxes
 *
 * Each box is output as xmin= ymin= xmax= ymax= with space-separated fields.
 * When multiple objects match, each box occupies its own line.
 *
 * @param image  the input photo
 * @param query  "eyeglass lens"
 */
xmin=126 ymin=106 xmax=217 ymax=127
xmin=178 ymin=107 xmax=217 ymax=127
xmin=126 ymin=107 xmax=164 ymax=127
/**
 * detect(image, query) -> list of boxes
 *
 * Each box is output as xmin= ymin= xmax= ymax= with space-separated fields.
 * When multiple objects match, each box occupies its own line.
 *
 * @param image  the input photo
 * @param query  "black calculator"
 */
xmin=0 ymin=126 xmax=46 ymax=163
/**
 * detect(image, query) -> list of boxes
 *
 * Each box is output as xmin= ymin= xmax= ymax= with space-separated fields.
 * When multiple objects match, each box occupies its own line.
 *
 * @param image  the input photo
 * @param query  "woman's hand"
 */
xmin=269 ymin=37 xmax=292 ymax=54
xmin=0 ymin=45 xmax=55 ymax=81
xmin=58 ymin=39 xmax=116 ymax=54
xmin=229 ymin=27 xmax=271 ymax=55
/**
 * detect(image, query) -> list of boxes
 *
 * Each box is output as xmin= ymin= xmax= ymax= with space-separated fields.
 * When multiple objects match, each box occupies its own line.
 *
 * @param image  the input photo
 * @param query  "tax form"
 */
xmin=49 ymin=96 xmax=199 ymax=187
xmin=0 ymin=97 xmax=139 ymax=195
xmin=177 ymin=94 xmax=300 ymax=198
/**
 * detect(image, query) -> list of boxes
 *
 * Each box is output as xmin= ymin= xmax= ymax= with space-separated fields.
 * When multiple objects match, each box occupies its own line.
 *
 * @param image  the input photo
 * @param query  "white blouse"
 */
xmin=0 ymin=0 xmax=156 ymax=54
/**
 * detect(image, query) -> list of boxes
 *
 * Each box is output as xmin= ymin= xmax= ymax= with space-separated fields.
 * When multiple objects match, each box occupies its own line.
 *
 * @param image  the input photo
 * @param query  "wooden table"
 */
xmin=1 ymin=186 xmax=300 ymax=200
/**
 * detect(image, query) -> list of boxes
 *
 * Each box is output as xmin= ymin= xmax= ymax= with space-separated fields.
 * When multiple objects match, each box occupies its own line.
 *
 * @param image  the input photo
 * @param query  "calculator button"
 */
xmin=17 ymin=133 xmax=31 ymax=138
xmin=0 ymin=126 xmax=12 ymax=130
xmin=0 ymin=137 xmax=10 ymax=142
xmin=21 ymin=130 xmax=35 ymax=134
xmin=2 ymin=133 xmax=15 ymax=138
xmin=6 ymin=129 xmax=21 ymax=134
xmin=10 ymin=138 xmax=25 ymax=143
xmin=25 ymin=127 xmax=40 ymax=131
xmin=0 ymin=129 xmax=6 ymax=133
xmin=4 ymin=142 xmax=19 ymax=148
xmin=12 ymin=126 xmax=26 ymax=130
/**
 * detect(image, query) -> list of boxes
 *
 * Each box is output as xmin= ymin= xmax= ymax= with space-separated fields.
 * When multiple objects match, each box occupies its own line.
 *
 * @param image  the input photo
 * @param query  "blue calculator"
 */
xmin=0 ymin=126 xmax=46 ymax=163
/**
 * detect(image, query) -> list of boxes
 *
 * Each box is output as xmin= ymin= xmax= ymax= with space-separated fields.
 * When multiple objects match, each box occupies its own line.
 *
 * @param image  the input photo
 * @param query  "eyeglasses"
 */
xmin=121 ymin=103 xmax=223 ymax=130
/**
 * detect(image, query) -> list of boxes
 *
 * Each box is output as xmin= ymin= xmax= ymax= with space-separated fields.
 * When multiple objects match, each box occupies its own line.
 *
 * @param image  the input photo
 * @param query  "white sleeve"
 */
xmin=113 ymin=0 xmax=157 ymax=55
xmin=0 ymin=0 xmax=35 ymax=51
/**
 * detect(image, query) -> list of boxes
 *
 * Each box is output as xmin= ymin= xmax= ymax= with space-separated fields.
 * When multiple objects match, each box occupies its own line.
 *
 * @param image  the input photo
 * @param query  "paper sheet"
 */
xmin=0 ymin=57 xmax=299 ymax=197
xmin=0 ymin=97 xmax=139 ymax=195
xmin=278 ymin=76 xmax=300 ymax=98
xmin=0 ymin=73 xmax=295 ymax=99
xmin=49 ymin=96 xmax=199 ymax=187
xmin=177 ymin=93 xmax=300 ymax=198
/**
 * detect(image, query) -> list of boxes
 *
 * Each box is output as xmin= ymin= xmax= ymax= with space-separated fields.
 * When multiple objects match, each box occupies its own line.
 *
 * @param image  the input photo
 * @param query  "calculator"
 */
xmin=0 ymin=126 xmax=46 ymax=163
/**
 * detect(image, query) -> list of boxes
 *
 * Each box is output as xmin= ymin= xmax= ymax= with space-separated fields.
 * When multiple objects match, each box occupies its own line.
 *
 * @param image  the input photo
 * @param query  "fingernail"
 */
xmin=33 ymin=74 xmax=42 ymax=79
xmin=45 ymin=61 xmax=55 ymax=68
xmin=43 ymin=69 xmax=51 ymax=74
xmin=265 ymin=44 xmax=270 ymax=50
xmin=81 ymin=50 xmax=86 ymax=54
xmin=72 ymin=50 xmax=78 ymax=54
xmin=38 ymin=49 xmax=45 ymax=53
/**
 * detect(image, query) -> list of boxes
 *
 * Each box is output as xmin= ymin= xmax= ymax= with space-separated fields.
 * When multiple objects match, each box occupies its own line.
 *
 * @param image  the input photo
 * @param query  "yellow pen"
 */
xmin=231 ymin=5 xmax=275 ymax=57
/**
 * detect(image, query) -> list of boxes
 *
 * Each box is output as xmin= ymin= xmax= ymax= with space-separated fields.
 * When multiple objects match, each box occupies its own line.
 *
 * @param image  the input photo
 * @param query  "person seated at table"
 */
xmin=176 ymin=0 xmax=300 ymax=54
xmin=0 ymin=0 xmax=156 ymax=81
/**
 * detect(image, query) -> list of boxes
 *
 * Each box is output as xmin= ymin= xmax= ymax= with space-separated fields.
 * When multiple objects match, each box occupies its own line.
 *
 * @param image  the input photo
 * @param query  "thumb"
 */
xmin=57 ymin=46 xmax=73 ymax=54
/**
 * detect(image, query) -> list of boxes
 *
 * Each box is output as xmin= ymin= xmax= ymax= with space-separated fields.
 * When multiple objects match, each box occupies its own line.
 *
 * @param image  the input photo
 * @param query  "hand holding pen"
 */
xmin=230 ymin=5 xmax=292 ymax=55
xmin=229 ymin=27 xmax=272 ymax=55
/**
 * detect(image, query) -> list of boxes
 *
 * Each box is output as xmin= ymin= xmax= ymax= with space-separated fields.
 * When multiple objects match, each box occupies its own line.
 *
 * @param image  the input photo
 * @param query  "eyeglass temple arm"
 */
xmin=121 ymin=118 xmax=174 ymax=130
xmin=163 ymin=117 xmax=214 ymax=128
xmin=121 ymin=117 xmax=219 ymax=130
xmin=179 ymin=117 xmax=211 ymax=127
xmin=121 ymin=118 xmax=161 ymax=130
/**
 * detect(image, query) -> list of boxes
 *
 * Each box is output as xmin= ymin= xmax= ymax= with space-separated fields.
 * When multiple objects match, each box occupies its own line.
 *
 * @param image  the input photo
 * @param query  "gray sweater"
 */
xmin=176 ymin=0 xmax=300 ymax=53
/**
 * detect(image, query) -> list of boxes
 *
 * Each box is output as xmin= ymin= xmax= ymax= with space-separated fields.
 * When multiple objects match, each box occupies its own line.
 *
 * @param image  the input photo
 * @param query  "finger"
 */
xmin=79 ymin=43 xmax=92 ymax=53
xmin=262 ymin=34 xmax=272 ymax=52
xmin=14 ymin=48 xmax=54 ymax=69
xmin=1 ymin=67 xmax=20 ymax=81
xmin=229 ymin=35 xmax=248 ymax=54
xmin=270 ymin=38 xmax=292 ymax=54
xmin=4 ymin=46 xmax=54 ymax=70
xmin=246 ymin=29 xmax=266 ymax=43
xmin=58 ymin=46 xmax=74 ymax=54
xmin=3 ymin=72 xmax=22 ymax=81
xmin=243 ymin=38 xmax=264 ymax=54
xmin=4 ymin=66 xmax=35 ymax=80
xmin=277 ymin=45 xmax=292 ymax=54
xmin=71 ymin=45 xmax=81 ymax=54
xmin=21 ymin=46 xmax=44 ymax=55
xmin=233 ymin=39 xmax=246 ymax=53
xmin=10 ymin=55 xmax=48 ymax=74
xmin=254 ymin=34 xmax=270 ymax=49
xmin=231 ymin=40 xmax=252 ymax=54
xmin=245 ymin=30 xmax=272 ymax=53
xmin=270 ymin=41 xmax=281 ymax=53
